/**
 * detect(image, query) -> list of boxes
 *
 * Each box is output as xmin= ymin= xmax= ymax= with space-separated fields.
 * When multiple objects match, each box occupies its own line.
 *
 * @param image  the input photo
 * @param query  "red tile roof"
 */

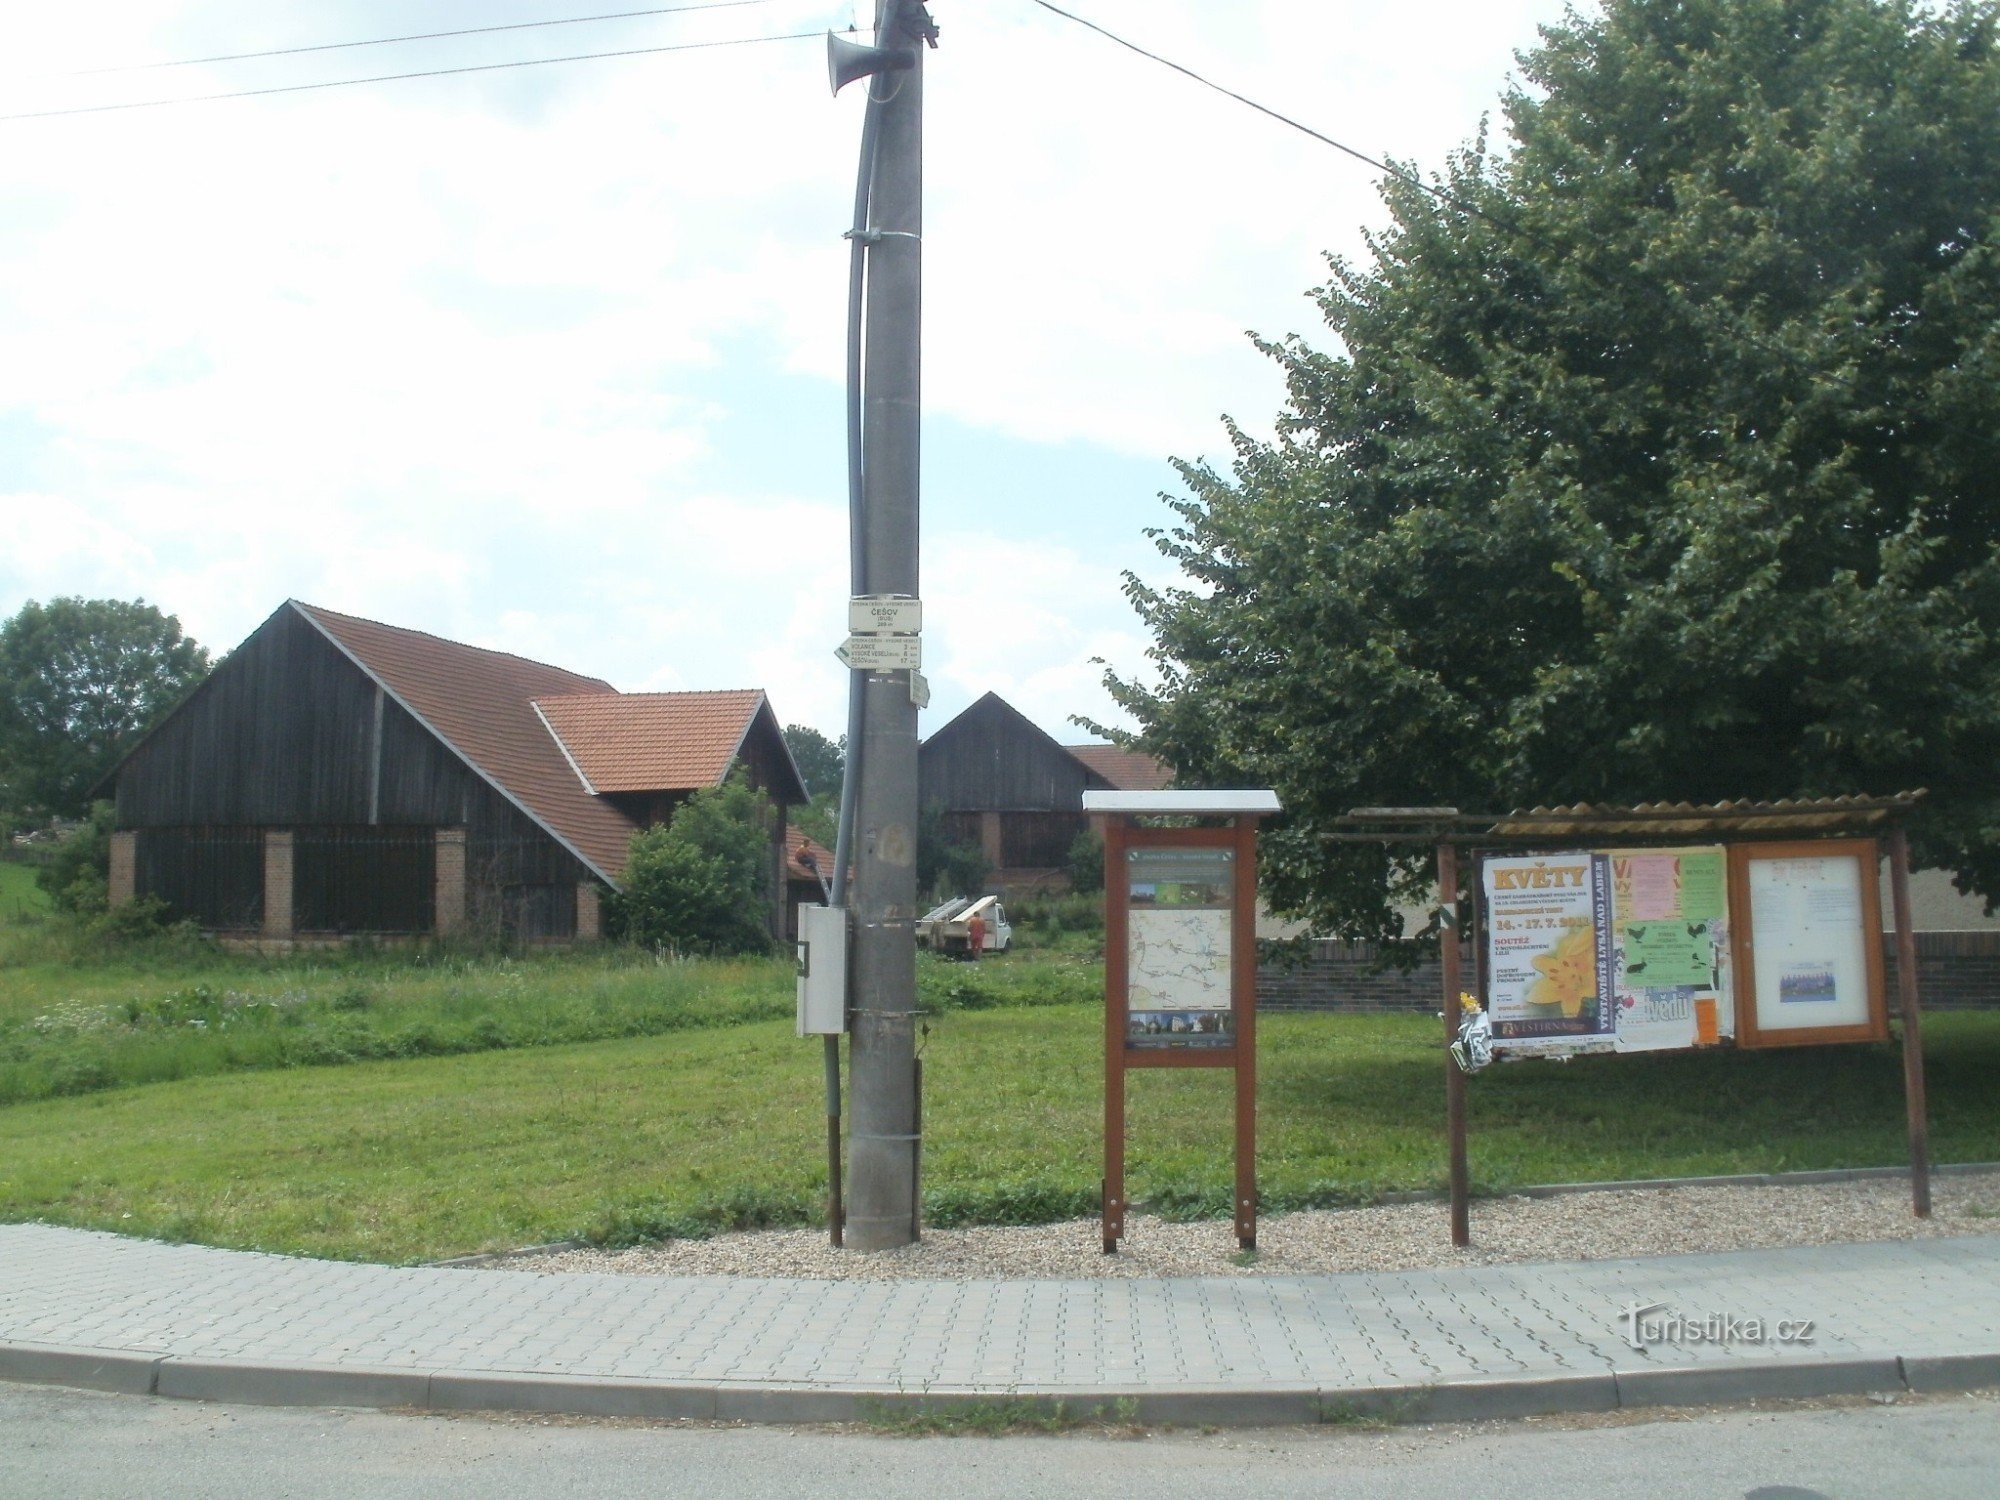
xmin=534 ymin=691 xmax=768 ymax=795
xmin=1065 ymin=744 xmax=1173 ymax=791
xmin=293 ymin=603 xmax=645 ymax=882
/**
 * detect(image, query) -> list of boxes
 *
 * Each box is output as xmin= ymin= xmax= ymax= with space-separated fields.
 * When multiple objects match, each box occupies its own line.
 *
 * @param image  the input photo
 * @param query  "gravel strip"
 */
xmin=499 ymin=1171 xmax=2000 ymax=1280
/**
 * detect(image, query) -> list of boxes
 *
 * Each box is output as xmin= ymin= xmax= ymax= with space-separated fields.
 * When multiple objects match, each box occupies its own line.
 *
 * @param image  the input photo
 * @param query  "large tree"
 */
xmin=1106 ymin=0 xmax=2000 ymax=939
xmin=0 ymin=598 xmax=210 ymax=824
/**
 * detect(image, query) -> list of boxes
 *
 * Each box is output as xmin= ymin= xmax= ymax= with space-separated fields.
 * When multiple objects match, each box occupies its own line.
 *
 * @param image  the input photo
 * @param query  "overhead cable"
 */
xmin=73 ymin=1 xmax=783 ymax=76
xmin=2 ymin=29 xmax=821 ymax=121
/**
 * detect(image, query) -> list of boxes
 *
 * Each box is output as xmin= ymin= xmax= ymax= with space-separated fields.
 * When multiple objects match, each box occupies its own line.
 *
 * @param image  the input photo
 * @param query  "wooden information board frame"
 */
xmin=1098 ymin=802 xmax=1271 ymax=1254
xmin=1729 ymin=838 xmax=1889 ymax=1049
xmin=1321 ymin=795 xmax=1933 ymax=1246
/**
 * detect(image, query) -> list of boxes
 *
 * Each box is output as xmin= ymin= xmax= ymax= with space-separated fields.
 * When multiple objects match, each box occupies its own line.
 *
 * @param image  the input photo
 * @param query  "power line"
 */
xmin=1024 ymin=0 xmax=1514 ymax=233
xmin=73 ymin=1 xmax=783 ymax=76
xmin=1027 ymin=1 xmax=1992 ymax=461
xmin=2 ymin=29 xmax=822 ymax=122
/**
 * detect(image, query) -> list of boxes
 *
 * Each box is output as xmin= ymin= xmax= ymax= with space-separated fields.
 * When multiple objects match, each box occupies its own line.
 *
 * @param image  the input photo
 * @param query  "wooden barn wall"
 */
xmin=920 ymin=697 xmax=1091 ymax=813
xmin=115 ymin=605 xmax=377 ymax=828
xmin=115 ymin=605 xmax=594 ymax=940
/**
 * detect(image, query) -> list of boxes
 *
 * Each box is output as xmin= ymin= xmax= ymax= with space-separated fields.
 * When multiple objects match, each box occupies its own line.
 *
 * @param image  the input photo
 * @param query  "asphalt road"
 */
xmin=2 ymin=1385 xmax=1996 ymax=1499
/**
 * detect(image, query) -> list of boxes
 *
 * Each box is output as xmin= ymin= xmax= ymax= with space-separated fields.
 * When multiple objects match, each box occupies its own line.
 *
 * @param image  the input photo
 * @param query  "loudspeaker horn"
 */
xmin=827 ymin=30 xmax=915 ymax=96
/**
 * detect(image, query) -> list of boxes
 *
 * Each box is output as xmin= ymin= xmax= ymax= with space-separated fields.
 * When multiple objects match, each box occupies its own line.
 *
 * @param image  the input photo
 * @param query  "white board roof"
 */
xmin=1081 ymin=789 xmax=1281 ymax=815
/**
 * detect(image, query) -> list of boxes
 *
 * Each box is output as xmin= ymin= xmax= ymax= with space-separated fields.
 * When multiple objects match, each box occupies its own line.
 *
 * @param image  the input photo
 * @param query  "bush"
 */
xmin=1067 ymin=829 xmax=1104 ymax=893
xmin=37 ymin=802 xmax=113 ymax=914
xmin=917 ymin=802 xmax=990 ymax=901
xmin=609 ymin=775 xmax=775 ymax=957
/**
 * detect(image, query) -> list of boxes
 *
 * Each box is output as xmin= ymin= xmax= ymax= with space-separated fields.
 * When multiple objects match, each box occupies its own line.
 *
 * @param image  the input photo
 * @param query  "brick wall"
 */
xmin=1257 ymin=932 xmax=2000 ymax=1013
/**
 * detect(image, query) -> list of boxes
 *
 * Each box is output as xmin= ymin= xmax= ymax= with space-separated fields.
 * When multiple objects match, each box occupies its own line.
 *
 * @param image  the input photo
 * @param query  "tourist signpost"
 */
xmin=1087 ymin=789 xmax=1280 ymax=1254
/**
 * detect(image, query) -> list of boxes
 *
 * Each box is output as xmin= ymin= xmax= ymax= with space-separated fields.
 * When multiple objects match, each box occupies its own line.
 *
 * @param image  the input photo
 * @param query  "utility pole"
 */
xmin=837 ymin=1 xmax=934 ymax=1251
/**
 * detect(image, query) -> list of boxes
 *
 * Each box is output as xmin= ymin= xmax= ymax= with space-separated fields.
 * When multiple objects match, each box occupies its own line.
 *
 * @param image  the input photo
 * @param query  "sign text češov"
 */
xmin=849 ymin=596 xmax=923 ymax=635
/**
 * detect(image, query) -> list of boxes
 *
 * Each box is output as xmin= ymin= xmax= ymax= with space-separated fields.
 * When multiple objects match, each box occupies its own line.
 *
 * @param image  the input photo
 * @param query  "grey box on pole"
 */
xmin=796 ymin=904 xmax=849 ymax=1036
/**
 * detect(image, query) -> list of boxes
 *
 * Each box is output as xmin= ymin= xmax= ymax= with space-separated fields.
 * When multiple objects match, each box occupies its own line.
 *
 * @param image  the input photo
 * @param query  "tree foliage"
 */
xmin=0 ymin=598 xmax=210 ymax=824
xmin=609 ymin=776 xmax=775 ymax=956
xmin=781 ymin=723 xmax=845 ymax=800
xmin=781 ymin=723 xmax=843 ymax=852
xmin=1106 ymin=0 xmax=2000 ymax=937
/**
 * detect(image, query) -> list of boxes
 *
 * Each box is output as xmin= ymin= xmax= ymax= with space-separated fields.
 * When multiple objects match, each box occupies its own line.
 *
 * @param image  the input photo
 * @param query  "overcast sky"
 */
xmin=0 ymin=0 xmax=1578 ymax=742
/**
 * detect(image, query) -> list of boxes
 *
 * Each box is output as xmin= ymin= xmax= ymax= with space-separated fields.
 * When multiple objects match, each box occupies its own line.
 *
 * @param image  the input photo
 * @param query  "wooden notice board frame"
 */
xmin=1321 ymin=794 xmax=1934 ymax=1243
xmin=1729 ymin=838 xmax=1889 ymax=1049
xmin=1097 ymin=798 xmax=1272 ymax=1255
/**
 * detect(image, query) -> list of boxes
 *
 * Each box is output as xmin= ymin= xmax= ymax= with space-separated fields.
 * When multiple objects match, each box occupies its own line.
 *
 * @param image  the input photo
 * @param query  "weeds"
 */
xmin=862 ymin=1396 xmax=1142 ymax=1436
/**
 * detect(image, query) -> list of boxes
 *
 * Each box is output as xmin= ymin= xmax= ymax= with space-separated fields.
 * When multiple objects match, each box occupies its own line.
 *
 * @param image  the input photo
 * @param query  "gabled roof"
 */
xmin=295 ymin=602 xmax=641 ymax=885
xmin=535 ymin=690 xmax=804 ymax=802
xmin=1064 ymin=744 xmax=1173 ymax=791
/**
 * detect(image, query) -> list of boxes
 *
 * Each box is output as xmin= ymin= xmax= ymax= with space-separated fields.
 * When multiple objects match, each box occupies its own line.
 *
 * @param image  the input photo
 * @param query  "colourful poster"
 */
xmin=1606 ymin=847 xmax=1733 ymax=1052
xmin=1483 ymin=854 xmax=1615 ymax=1049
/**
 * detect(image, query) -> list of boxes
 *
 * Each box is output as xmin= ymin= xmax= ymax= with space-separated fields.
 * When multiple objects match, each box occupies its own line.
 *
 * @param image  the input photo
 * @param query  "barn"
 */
xmin=100 ymin=601 xmax=808 ymax=943
xmin=918 ymin=691 xmax=1171 ymax=891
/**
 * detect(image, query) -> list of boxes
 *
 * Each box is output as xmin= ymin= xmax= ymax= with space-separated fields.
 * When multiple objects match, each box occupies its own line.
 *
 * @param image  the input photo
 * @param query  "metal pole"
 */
xmin=824 ymin=1035 xmax=843 ymax=1246
xmin=844 ymin=0 xmax=925 ymax=1250
xmin=1888 ymin=828 xmax=1932 ymax=1218
xmin=1438 ymin=841 xmax=1470 ymax=1247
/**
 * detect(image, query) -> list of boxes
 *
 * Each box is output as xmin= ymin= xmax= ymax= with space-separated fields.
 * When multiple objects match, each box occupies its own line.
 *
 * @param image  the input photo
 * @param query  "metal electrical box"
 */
xmin=796 ymin=903 xmax=848 ymax=1036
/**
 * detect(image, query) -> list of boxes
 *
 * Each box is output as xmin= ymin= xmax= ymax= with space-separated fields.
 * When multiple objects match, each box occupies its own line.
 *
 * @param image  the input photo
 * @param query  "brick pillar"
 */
xmin=435 ymin=828 xmax=467 ymax=937
xmin=576 ymin=881 xmax=602 ymax=942
xmin=107 ymin=830 xmax=137 ymax=907
xmin=262 ymin=830 xmax=294 ymax=939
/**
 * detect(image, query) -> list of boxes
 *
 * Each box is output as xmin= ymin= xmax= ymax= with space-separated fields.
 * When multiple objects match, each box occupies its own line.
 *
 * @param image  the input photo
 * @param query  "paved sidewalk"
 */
xmin=1 ymin=1224 xmax=1996 ymax=1425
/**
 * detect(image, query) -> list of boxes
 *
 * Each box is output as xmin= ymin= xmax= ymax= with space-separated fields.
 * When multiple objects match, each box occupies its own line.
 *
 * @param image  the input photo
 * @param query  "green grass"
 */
xmin=0 ymin=861 xmax=48 ymax=925
xmin=0 ymin=925 xmax=1098 ymax=1106
xmin=2 ymin=996 xmax=1994 ymax=1264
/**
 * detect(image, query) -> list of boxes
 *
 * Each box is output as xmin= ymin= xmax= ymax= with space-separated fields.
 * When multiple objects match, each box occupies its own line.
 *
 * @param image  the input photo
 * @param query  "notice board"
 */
xmin=1482 ymin=839 xmax=1890 ymax=1056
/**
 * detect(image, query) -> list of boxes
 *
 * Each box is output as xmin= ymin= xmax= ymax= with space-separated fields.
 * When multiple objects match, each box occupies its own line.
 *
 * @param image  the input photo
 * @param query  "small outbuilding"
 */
xmin=100 ymin=601 xmax=807 ymax=944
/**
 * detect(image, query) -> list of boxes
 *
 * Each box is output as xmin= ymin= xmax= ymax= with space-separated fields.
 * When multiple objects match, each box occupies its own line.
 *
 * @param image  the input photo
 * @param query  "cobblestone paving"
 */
xmin=2 ymin=1225 xmax=1995 ymax=1394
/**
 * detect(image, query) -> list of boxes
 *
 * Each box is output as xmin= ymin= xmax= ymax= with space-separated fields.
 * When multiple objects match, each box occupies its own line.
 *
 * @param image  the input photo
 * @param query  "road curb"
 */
xmin=5 ymin=1338 xmax=1995 ymax=1427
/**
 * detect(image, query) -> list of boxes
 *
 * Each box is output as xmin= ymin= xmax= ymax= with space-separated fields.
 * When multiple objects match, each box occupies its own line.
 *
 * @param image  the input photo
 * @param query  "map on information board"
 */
xmin=1126 ymin=847 xmax=1235 ymax=1051
xmin=1130 ymin=907 xmax=1232 ymax=1010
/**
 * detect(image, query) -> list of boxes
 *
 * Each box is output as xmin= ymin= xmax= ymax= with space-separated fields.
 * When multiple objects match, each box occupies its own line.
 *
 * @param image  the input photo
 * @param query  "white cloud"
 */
xmin=0 ymin=0 xmax=1577 ymax=739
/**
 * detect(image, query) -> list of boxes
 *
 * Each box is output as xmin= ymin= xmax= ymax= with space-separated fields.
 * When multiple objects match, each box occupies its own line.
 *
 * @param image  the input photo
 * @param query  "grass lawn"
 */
xmin=3 ymin=998 xmax=1994 ymax=1264
xmin=0 ymin=861 xmax=47 ymax=924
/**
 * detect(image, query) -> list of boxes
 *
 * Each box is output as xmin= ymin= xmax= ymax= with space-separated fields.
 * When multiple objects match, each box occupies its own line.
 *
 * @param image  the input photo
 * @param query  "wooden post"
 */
xmin=1887 ymin=827 xmax=1932 ymax=1218
xmin=1438 ymin=841 xmax=1470 ymax=1247
xmin=1233 ymin=815 xmax=1259 ymax=1250
xmin=1102 ymin=813 xmax=1129 ymax=1252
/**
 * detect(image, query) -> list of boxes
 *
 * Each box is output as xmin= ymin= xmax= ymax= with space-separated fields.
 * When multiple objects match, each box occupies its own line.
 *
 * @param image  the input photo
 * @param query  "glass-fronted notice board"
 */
xmin=1731 ymin=839 xmax=1887 ymax=1047
xmin=1126 ymin=847 xmax=1235 ymax=1050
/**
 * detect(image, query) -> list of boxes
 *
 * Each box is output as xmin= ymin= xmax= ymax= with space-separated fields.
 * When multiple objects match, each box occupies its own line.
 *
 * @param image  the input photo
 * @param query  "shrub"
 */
xmin=609 ymin=775 xmax=775 ymax=957
xmin=917 ymin=802 xmax=990 ymax=901
xmin=1067 ymin=829 xmax=1104 ymax=893
xmin=37 ymin=801 xmax=113 ymax=913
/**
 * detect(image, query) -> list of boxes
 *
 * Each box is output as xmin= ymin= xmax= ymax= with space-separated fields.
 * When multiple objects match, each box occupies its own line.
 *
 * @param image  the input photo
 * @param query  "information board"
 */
xmin=1126 ymin=847 xmax=1235 ymax=1051
xmin=1732 ymin=840 xmax=1886 ymax=1047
